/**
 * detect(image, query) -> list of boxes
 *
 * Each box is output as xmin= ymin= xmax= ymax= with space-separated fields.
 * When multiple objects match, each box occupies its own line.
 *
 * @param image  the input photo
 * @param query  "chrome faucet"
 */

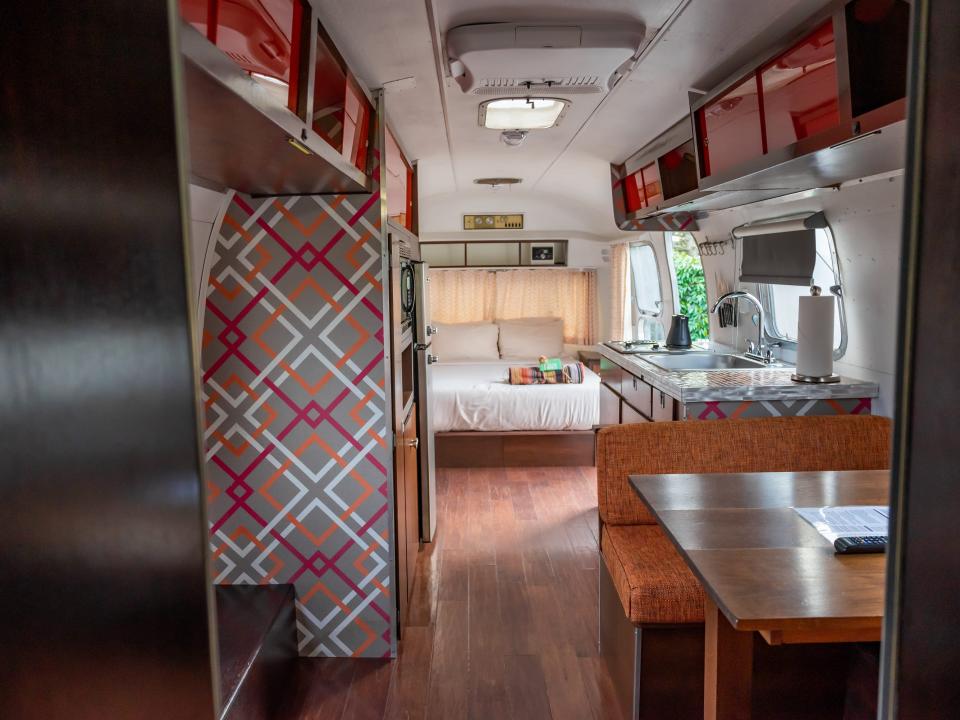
xmin=711 ymin=290 xmax=772 ymax=363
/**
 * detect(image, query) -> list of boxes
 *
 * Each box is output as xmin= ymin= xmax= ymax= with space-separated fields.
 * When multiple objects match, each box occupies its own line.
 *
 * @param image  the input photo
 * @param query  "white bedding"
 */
xmin=431 ymin=359 xmax=600 ymax=432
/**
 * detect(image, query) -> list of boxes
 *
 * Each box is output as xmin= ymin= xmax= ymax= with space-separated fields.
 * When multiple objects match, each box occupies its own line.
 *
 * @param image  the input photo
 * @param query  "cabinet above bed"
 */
xmin=420 ymin=240 xmax=568 ymax=268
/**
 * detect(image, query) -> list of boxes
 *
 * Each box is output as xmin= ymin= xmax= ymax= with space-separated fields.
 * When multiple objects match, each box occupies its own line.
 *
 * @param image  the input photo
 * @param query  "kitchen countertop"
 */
xmin=597 ymin=344 xmax=880 ymax=403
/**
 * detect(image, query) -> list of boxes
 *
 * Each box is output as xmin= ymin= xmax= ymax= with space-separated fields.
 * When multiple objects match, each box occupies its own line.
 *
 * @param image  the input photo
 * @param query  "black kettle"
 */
xmin=665 ymin=315 xmax=692 ymax=349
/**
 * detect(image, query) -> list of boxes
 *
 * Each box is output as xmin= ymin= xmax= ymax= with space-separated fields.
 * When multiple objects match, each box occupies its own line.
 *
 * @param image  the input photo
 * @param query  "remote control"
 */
xmin=834 ymin=535 xmax=887 ymax=554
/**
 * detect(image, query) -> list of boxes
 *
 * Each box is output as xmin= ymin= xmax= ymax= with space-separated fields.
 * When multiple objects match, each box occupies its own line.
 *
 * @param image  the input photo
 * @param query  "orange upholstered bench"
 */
xmin=596 ymin=415 xmax=892 ymax=720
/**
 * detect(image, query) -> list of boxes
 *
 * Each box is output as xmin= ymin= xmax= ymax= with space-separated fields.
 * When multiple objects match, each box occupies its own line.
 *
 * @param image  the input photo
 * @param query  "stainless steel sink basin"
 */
xmin=642 ymin=353 xmax=768 ymax=371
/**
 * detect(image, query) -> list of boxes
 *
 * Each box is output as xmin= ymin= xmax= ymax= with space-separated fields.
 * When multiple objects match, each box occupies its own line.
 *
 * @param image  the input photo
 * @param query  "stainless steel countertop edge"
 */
xmin=596 ymin=345 xmax=881 ymax=404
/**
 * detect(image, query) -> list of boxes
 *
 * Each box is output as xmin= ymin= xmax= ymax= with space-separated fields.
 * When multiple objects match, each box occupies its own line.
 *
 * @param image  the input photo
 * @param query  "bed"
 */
xmin=428 ymin=318 xmax=600 ymax=467
xmin=432 ymin=358 xmax=600 ymax=432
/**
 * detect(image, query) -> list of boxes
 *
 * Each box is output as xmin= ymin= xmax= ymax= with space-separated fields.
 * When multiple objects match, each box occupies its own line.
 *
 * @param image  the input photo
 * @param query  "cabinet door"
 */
xmin=621 ymin=402 xmax=650 ymax=425
xmin=697 ymin=73 xmax=764 ymax=179
xmin=622 ymin=374 xmax=653 ymax=418
xmin=600 ymin=383 xmax=621 ymax=425
xmin=395 ymin=405 xmax=422 ymax=627
xmin=600 ymin=359 xmax=624 ymax=395
xmin=652 ymin=389 xmax=675 ymax=422
xmin=760 ymin=20 xmax=840 ymax=153
xmin=393 ymin=435 xmax=409 ymax=624
xmin=402 ymin=406 xmax=421 ymax=603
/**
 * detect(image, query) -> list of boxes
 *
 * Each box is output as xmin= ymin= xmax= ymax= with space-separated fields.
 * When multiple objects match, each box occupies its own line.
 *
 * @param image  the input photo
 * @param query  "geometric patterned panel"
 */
xmin=685 ymin=397 xmax=873 ymax=421
xmin=201 ymin=190 xmax=392 ymax=658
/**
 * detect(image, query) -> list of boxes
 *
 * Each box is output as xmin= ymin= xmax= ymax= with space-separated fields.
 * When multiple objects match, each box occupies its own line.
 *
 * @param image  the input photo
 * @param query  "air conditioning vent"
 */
xmin=447 ymin=22 xmax=646 ymax=96
xmin=473 ymin=76 xmax=604 ymax=95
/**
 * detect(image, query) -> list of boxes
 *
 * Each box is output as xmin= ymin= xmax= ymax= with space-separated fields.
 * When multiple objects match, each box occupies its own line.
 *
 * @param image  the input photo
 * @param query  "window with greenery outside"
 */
xmin=671 ymin=233 xmax=709 ymax=344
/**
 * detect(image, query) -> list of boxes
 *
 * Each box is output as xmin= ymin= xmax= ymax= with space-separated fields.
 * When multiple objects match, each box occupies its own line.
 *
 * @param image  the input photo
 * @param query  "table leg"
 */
xmin=704 ymin=597 xmax=754 ymax=720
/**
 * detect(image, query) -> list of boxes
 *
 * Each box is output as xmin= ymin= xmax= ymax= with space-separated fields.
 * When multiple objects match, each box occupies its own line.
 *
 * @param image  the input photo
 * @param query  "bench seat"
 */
xmin=601 ymin=524 xmax=704 ymax=625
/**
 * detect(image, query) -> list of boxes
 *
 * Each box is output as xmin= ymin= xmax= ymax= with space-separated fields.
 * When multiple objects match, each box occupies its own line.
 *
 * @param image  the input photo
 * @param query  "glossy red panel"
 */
xmin=180 ymin=0 xmax=211 ymax=37
xmin=624 ymin=171 xmax=644 ymax=213
xmin=342 ymin=78 xmax=372 ymax=173
xmin=761 ymin=21 xmax=840 ymax=152
xmin=312 ymin=28 xmax=348 ymax=151
xmin=640 ymin=162 xmax=663 ymax=207
xmin=699 ymin=74 xmax=764 ymax=179
xmin=211 ymin=0 xmax=296 ymax=84
xmin=386 ymin=127 xmax=413 ymax=230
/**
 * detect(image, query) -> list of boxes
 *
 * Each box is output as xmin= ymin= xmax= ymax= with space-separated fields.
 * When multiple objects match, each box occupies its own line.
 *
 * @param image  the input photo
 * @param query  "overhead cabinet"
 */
xmin=691 ymin=0 xmax=909 ymax=192
xmin=178 ymin=0 xmax=373 ymax=194
xmin=611 ymin=0 xmax=909 ymax=226
xmin=386 ymin=127 xmax=415 ymax=231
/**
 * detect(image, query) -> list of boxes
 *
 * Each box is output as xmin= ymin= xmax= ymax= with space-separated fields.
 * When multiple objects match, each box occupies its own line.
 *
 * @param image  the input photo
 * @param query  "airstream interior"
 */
xmin=4 ymin=0 xmax=959 ymax=718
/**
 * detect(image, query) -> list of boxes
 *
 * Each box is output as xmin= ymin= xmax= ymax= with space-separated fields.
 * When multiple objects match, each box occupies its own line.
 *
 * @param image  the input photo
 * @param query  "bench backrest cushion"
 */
xmin=597 ymin=415 xmax=892 ymax=526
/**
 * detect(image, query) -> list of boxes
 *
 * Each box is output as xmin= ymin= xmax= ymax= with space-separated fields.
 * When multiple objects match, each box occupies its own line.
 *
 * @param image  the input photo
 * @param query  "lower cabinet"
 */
xmin=601 ymin=364 xmax=679 ymax=425
xmin=652 ymin=388 xmax=676 ymax=422
xmin=621 ymin=402 xmax=651 ymax=425
xmin=394 ymin=403 xmax=421 ymax=629
xmin=600 ymin=382 xmax=621 ymax=425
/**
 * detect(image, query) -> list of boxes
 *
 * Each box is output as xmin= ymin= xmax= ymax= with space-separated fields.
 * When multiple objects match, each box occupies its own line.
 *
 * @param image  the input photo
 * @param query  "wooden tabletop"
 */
xmin=629 ymin=469 xmax=890 ymax=644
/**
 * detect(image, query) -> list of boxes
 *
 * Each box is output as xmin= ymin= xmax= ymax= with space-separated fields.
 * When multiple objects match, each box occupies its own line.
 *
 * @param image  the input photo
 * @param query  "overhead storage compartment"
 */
xmin=179 ymin=6 xmax=372 ymax=195
xmin=691 ymin=0 xmax=909 ymax=193
xmin=610 ymin=0 xmax=909 ymax=228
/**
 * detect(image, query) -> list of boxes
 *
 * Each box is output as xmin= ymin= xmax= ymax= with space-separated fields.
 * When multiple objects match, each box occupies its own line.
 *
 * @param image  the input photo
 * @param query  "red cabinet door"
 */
xmin=180 ymin=0 xmax=304 ymax=111
xmin=760 ymin=20 xmax=840 ymax=153
xmin=386 ymin=126 xmax=414 ymax=230
xmin=697 ymin=73 xmax=764 ymax=179
xmin=639 ymin=162 xmax=663 ymax=208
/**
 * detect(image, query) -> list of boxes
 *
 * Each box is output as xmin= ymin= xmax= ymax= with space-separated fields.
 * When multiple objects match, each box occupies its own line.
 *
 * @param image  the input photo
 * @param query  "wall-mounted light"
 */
xmin=287 ymin=137 xmax=313 ymax=155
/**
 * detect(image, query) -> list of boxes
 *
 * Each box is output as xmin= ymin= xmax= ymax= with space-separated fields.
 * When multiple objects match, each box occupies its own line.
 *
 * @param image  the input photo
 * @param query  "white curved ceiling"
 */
xmin=315 ymin=0 xmax=831 ymax=233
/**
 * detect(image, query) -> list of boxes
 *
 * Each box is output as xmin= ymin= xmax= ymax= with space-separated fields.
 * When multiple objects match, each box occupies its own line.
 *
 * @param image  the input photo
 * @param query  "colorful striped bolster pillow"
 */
xmin=509 ymin=362 xmax=587 ymax=385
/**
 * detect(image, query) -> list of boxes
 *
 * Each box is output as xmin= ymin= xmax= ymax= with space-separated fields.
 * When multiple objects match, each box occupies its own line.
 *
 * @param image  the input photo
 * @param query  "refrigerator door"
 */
xmin=415 ymin=342 xmax=437 ymax=541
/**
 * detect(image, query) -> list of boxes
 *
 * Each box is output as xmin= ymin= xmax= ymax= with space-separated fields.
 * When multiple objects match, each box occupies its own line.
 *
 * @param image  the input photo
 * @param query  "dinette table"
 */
xmin=629 ymin=469 xmax=890 ymax=720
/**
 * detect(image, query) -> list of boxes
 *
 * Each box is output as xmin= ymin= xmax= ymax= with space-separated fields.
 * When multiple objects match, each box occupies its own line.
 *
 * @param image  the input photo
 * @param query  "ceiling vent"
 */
xmin=446 ymin=22 xmax=647 ymax=95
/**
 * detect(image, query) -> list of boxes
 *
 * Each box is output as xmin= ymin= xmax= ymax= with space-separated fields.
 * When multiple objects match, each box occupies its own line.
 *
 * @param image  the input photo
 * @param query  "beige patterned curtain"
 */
xmin=428 ymin=269 xmax=496 ymax=323
xmin=610 ymin=243 xmax=630 ymax=341
xmin=429 ymin=268 xmax=598 ymax=344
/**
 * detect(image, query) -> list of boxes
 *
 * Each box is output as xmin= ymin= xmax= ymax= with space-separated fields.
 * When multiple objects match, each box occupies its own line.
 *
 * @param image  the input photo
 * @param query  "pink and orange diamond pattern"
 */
xmin=201 ymin=190 xmax=392 ymax=658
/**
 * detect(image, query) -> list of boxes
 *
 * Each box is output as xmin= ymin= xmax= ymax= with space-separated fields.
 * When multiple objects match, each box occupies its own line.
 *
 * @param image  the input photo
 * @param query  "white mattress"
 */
xmin=431 ymin=359 xmax=600 ymax=432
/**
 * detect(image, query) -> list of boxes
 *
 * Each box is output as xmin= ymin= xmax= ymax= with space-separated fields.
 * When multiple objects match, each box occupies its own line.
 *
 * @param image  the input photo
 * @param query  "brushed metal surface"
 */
xmin=0 ymin=2 xmax=217 ymax=718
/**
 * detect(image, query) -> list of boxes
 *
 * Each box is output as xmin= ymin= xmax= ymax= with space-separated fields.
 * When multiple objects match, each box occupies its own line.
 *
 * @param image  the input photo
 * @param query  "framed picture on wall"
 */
xmin=530 ymin=244 xmax=554 ymax=265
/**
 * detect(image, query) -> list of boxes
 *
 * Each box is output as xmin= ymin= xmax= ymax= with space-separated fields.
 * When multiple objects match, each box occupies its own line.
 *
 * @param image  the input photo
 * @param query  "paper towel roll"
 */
xmin=796 ymin=295 xmax=835 ymax=378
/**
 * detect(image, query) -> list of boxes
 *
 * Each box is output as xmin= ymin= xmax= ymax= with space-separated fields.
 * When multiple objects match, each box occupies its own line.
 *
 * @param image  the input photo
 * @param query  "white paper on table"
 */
xmin=793 ymin=505 xmax=890 ymax=544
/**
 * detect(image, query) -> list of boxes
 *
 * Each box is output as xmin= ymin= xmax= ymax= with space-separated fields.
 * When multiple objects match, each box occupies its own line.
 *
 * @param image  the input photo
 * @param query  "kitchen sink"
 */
xmin=642 ymin=353 xmax=768 ymax=371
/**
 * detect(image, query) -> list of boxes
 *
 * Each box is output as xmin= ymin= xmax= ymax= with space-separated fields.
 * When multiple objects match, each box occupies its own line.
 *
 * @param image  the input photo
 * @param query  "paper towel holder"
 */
xmin=791 ymin=285 xmax=841 ymax=383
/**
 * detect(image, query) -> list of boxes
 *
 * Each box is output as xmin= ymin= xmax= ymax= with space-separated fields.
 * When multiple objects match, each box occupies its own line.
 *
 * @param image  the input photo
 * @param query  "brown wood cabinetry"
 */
xmin=601 ymin=359 xmax=678 ymax=425
xmin=600 ymin=383 xmax=621 ymax=425
xmin=600 ymin=360 xmax=624 ymax=395
xmin=621 ymin=403 xmax=651 ymax=425
xmin=393 ymin=404 xmax=421 ymax=627
xmin=652 ymin=388 xmax=676 ymax=422
xmin=622 ymin=374 xmax=653 ymax=418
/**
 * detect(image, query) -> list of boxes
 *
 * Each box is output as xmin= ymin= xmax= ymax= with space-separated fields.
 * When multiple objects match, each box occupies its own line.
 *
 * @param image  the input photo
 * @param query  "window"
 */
xmin=428 ymin=268 xmax=597 ymax=345
xmin=758 ymin=227 xmax=846 ymax=357
xmin=628 ymin=242 xmax=663 ymax=341
xmin=669 ymin=233 xmax=709 ymax=344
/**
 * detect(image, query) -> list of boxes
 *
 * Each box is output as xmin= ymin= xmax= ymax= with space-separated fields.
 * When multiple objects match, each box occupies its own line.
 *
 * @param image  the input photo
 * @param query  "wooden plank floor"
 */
xmin=283 ymin=466 xmax=623 ymax=720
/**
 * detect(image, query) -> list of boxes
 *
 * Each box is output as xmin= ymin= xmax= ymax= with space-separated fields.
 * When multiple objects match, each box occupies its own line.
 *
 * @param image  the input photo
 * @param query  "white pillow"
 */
xmin=497 ymin=317 xmax=564 ymax=359
xmin=431 ymin=322 xmax=500 ymax=362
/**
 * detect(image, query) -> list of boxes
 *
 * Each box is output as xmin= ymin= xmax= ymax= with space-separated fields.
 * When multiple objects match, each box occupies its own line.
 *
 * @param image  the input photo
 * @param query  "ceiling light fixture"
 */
xmin=474 ymin=177 xmax=522 ymax=187
xmin=481 ymin=97 xmax=569 ymax=129
xmin=500 ymin=129 xmax=528 ymax=147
